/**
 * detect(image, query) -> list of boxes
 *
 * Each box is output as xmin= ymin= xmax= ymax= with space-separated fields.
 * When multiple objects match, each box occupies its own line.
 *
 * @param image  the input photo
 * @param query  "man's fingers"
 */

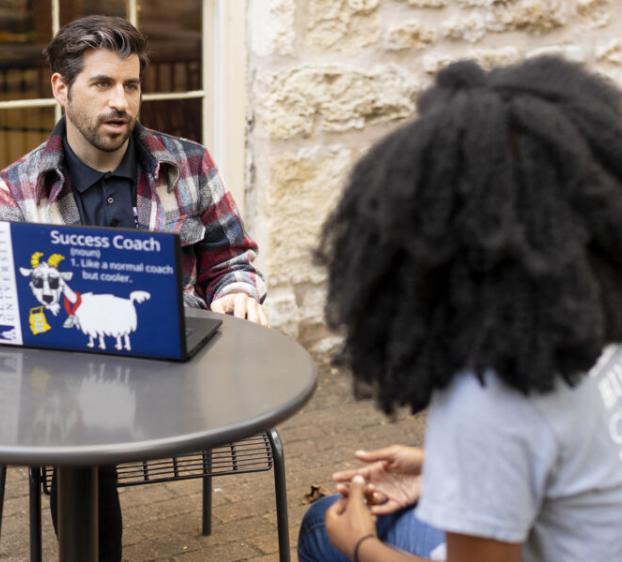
xmin=257 ymin=304 xmax=269 ymax=326
xmin=246 ymin=299 xmax=269 ymax=326
xmin=210 ymin=298 xmax=226 ymax=314
xmin=210 ymin=293 xmax=268 ymax=325
xmin=246 ymin=298 xmax=259 ymax=324
xmin=233 ymin=293 xmax=247 ymax=319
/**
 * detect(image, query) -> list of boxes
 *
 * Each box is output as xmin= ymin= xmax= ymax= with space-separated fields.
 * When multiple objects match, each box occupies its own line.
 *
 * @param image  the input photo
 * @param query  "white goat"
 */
xmin=20 ymin=253 xmax=151 ymax=351
xmin=19 ymin=252 xmax=69 ymax=317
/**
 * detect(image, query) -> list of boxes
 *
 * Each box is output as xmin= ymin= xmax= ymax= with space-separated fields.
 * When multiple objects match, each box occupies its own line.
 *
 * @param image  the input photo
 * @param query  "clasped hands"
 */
xmin=325 ymin=445 xmax=424 ymax=559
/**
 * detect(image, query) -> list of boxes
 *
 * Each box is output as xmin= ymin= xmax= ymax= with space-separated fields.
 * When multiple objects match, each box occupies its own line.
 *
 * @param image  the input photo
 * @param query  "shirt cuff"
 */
xmin=212 ymin=281 xmax=265 ymax=303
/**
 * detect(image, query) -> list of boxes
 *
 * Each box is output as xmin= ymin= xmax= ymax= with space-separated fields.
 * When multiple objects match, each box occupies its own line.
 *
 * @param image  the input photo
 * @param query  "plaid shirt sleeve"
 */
xmin=0 ymin=176 xmax=25 ymax=222
xmin=193 ymin=150 xmax=267 ymax=305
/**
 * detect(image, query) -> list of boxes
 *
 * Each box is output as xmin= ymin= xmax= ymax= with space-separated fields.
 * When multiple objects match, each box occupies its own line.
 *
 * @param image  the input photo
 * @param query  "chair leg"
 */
xmin=0 ymin=465 xmax=6 ymax=541
xmin=28 ymin=467 xmax=42 ymax=562
xmin=201 ymin=450 xmax=212 ymax=536
xmin=267 ymin=429 xmax=290 ymax=562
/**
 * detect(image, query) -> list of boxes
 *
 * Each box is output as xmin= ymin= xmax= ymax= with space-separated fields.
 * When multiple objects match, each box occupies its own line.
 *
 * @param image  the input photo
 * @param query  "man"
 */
xmin=0 ymin=15 xmax=267 ymax=561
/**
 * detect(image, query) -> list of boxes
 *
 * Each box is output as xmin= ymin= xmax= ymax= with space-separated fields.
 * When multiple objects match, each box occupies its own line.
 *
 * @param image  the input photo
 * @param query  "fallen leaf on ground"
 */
xmin=302 ymin=484 xmax=331 ymax=505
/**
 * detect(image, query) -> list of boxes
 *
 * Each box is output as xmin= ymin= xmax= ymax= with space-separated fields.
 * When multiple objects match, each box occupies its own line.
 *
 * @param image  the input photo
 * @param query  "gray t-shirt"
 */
xmin=416 ymin=345 xmax=622 ymax=562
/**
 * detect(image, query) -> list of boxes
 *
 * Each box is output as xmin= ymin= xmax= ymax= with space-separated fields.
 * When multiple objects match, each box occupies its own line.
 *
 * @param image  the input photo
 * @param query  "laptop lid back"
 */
xmin=0 ymin=221 xmax=187 ymax=360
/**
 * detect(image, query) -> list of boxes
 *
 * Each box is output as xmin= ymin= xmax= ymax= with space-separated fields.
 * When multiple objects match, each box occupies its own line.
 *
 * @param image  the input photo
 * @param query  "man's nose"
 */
xmin=109 ymin=85 xmax=129 ymax=111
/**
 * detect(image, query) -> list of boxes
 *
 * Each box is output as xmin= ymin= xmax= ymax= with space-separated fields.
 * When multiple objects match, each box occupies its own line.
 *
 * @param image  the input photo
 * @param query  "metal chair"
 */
xmin=0 ymin=428 xmax=290 ymax=562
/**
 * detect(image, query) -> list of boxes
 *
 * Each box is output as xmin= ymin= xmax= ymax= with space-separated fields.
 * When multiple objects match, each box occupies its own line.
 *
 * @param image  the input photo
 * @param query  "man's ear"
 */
xmin=51 ymin=73 xmax=69 ymax=107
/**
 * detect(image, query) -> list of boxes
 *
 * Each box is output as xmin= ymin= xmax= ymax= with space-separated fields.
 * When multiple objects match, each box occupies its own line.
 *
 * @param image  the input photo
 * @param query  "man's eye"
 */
xmin=125 ymin=83 xmax=139 ymax=92
xmin=94 ymin=81 xmax=110 ymax=88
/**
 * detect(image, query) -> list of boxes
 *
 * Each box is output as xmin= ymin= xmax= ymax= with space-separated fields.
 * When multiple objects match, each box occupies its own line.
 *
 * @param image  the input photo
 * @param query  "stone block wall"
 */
xmin=246 ymin=0 xmax=622 ymax=354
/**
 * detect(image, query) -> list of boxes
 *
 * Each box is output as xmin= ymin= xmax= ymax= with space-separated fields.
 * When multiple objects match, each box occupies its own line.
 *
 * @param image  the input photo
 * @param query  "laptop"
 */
xmin=0 ymin=220 xmax=222 ymax=361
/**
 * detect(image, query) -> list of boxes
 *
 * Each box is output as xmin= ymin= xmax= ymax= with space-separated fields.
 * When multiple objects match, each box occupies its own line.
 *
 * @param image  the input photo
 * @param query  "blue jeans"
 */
xmin=298 ymin=495 xmax=445 ymax=561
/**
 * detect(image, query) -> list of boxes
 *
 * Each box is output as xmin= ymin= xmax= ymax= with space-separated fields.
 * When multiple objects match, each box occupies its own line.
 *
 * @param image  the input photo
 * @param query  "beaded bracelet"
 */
xmin=353 ymin=533 xmax=376 ymax=562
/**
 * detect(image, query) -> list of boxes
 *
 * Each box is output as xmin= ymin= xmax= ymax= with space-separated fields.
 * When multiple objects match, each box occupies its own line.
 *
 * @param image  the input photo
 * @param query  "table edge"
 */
xmin=0 ymin=372 xmax=317 ymax=467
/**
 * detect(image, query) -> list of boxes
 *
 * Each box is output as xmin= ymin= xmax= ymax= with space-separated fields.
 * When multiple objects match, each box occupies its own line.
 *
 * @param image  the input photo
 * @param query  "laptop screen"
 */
xmin=0 ymin=221 xmax=185 ymax=360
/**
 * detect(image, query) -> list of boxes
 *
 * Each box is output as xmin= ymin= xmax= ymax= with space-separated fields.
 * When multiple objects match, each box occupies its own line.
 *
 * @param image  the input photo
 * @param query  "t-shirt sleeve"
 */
xmin=415 ymin=372 xmax=558 ymax=543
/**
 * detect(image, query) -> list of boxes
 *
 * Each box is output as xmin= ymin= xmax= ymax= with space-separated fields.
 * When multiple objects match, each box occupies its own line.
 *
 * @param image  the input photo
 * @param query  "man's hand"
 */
xmin=333 ymin=445 xmax=424 ymax=515
xmin=326 ymin=475 xmax=377 ymax=559
xmin=210 ymin=292 xmax=268 ymax=325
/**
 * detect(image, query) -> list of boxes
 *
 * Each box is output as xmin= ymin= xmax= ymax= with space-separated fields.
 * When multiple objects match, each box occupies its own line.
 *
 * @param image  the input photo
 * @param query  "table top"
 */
xmin=0 ymin=310 xmax=317 ymax=466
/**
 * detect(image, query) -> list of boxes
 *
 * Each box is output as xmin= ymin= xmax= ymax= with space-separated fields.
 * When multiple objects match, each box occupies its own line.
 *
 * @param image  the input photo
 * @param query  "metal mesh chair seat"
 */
xmin=40 ymin=434 xmax=273 ymax=491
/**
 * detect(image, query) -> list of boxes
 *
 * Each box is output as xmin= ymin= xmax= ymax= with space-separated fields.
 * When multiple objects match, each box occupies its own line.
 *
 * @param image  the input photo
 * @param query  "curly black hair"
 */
xmin=317 ymin=56 xmax=622 ymax=414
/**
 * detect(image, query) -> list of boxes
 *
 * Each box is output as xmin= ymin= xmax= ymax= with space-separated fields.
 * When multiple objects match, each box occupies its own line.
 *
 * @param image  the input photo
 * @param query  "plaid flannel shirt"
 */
xmin=0 ymin=118 xmax=266 ymax=308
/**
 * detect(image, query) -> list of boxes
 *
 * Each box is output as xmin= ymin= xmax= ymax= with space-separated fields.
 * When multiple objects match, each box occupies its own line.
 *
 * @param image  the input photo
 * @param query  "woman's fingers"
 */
xmin=346 ymin=475 xmax=368 ymax=510
xmin=336 ymin=482 xmax=386 ymax=504
xmin=327 ymin=497 xmax=347 ymax=519
xmin=354 ymin=446 xmax=400 ymax=462
xmin=333 ymin=468 xmax=363 ymax=482
xmin=370 ymin=501 xmax=401 ymax=515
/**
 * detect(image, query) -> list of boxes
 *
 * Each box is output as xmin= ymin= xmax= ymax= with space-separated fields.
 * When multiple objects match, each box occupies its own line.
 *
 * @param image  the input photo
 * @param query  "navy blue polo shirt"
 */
xmin=63 ymin=136 xmax=138 ymax=228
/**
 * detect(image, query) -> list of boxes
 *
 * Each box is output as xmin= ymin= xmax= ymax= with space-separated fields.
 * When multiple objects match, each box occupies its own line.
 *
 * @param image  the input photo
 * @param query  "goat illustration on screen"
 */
xmin=19 ymin=252 xmax=150 ymax=351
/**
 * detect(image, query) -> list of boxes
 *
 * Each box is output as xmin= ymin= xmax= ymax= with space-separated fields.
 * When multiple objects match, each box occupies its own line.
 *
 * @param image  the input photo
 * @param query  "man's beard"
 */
xmin=66 ymin=103 xmax=137 ymax=153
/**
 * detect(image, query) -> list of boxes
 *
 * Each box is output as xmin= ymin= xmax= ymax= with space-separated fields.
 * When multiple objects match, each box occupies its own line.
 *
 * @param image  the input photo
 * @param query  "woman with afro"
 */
xmin=298 ymin=56 xmax=622 ymax=562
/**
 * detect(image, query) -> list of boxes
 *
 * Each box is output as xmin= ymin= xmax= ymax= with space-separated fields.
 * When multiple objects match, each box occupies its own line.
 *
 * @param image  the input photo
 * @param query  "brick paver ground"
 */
xmin=0 ymin=363 xmax=426 ymax=561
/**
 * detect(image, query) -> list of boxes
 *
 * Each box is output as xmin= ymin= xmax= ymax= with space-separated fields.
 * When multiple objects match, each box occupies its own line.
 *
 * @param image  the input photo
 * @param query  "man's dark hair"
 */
xmin=43 ymin=15 xmax=149 ymax=87
xmin=317 ymin=56 xmax=622 ymax=414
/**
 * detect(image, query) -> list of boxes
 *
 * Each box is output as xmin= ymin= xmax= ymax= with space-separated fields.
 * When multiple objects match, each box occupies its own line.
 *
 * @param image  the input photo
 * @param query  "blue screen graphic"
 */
xmin=9 ymin=223 xmax=184 ymax=360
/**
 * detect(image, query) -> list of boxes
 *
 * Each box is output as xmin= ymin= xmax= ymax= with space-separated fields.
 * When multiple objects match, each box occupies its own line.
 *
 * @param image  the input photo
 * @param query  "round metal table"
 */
xmin=0 ymin=310 xmax=317 ymax=561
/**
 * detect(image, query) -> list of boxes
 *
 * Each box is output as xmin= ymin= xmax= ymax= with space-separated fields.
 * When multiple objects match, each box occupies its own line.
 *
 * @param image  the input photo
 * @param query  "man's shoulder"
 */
xmin=1 ymin=141 xmax=49 ymax=187
xmin=139 ymin=126 xmax=209 ymax=164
